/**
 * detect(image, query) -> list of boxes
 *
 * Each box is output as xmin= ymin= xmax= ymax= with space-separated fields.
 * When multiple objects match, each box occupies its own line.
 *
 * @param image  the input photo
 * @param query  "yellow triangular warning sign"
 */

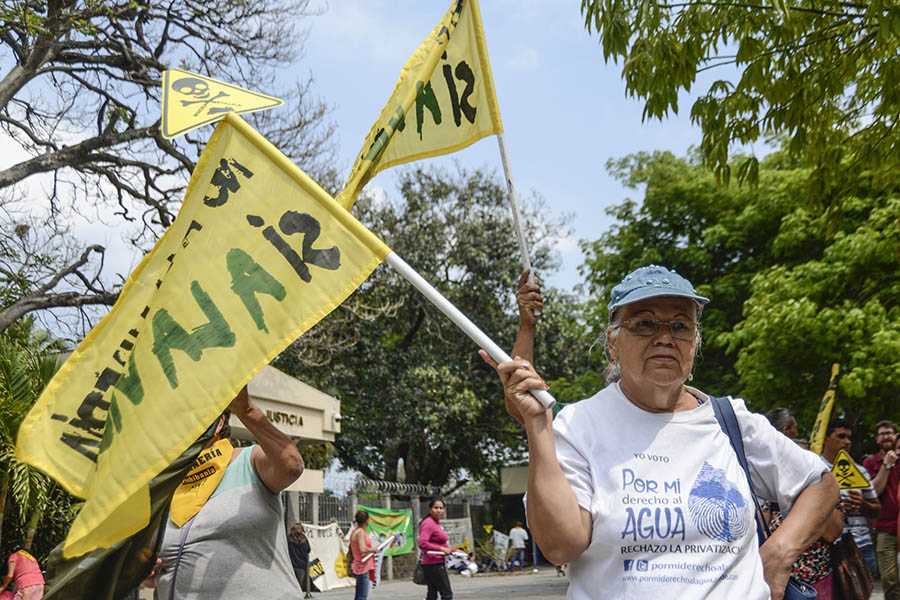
xmin=161 ymin=69 xmax=283 ymax=139
xmin=831 ymin=449 xmax=870 ymax=490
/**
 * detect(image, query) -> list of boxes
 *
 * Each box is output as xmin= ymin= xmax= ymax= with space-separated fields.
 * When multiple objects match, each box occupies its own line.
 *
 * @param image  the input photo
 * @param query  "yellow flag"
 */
xmin=831 ymin=449 xmax=871 ymax=490
xmin=15 ymin=113 xmax=390 ymax=557
xmin=808 ymin=363 xmax=840 ymax=455
xmin=336 ymin=0 xmax=503 ymax=210
xmin=161 ymin=69 xmax=284 ymax=139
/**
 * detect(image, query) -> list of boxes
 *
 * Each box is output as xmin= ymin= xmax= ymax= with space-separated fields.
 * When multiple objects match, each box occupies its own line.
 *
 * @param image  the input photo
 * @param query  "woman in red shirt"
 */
xmin=418 ymin=499 xmax=453 ymax=600
xmin=0 ymin=549 xmax=44 ymax=600
xmin=350 ymin=510 xmax=375 ymax=600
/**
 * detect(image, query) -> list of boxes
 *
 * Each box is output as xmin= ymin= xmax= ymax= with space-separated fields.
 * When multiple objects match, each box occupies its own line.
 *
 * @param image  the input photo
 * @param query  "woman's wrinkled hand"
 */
xmin=479 ymin=351 xmax=550 ymax=426
xmin=759 ymin=537 xmax=792 ymax=600
xmin=516 ymin=269 xmax=542 ymax=326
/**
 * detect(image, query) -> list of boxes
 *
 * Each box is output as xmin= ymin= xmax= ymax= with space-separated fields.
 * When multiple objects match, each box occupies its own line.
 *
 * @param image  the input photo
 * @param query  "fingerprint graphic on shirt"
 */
xmin=687 ymin=461 xmax=751 ymax=543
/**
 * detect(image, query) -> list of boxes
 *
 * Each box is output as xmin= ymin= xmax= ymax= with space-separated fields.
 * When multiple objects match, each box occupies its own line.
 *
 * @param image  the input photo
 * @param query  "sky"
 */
xmin=299 ymin=0 xmax=726 ymax=293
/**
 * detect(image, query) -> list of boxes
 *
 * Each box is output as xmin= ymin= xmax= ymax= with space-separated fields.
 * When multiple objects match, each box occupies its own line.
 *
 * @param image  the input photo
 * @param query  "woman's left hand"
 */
xmin=759 ymin=537 xmax=792 ymax=600
xmin=442 ymin=547 xmax=452 ymax=555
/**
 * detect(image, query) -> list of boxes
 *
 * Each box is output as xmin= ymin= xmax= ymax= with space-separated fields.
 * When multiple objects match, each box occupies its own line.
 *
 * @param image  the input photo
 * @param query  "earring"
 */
xmin=688 ymin=373 xmax=694 ymax=382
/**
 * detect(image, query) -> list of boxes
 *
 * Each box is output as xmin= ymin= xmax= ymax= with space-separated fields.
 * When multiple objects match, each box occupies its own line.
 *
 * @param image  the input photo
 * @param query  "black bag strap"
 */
xmin=709 ymin=395 xmax=772 ymax=545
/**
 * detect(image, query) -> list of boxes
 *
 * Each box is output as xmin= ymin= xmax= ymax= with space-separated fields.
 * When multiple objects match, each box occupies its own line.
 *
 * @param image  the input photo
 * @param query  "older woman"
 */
xmin=482 ymin=265 xmax=839 ymax=600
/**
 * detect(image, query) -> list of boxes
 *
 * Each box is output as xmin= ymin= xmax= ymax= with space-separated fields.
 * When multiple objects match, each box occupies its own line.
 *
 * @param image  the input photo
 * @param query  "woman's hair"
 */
xmin=602 ymin=305 xmax=703 ymax=384
xmin=217 ymin=409 xmax=231 ymax=439
xmin=765 ymin=408 xmax=795 ymax=433
xmin=354 ymin=510 xmax=369 ymax=526
xmin=428 ymin=498 xmax=445 ymax=509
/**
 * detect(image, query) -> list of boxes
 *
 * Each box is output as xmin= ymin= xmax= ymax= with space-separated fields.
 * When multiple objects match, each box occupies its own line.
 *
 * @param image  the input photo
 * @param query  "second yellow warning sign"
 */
xmin=831 ymin=449 xmax=871 ymax=490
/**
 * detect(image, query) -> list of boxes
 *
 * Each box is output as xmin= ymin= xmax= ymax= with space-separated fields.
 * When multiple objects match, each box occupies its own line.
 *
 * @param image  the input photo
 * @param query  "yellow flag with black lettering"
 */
xmin=15 ymin=113 xmax=390 ymax=558
xmin=336 ymin=0 xmax=503 ymax=210
xmin=808 ymin=363 xmax=840 ymax=455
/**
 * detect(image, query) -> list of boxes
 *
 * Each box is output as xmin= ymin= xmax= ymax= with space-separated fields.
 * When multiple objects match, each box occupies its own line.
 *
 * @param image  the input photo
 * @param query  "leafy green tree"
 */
xmin=0 ymin=318 xmax=69 ymax=559
xmin=276 ymin=166 xmax=589 ymax=487
xmin=580 ymin=0 xmax=900 ymax=199
xmin=721 ymin=195 xmax=900 ymax=432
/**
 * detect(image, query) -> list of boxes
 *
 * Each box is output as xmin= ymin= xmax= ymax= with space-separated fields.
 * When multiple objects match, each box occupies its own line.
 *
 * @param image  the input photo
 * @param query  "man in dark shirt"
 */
xmin=288 ymin=523 xmax=312 ymax=592
xmin=863 ymin=420 xmax=900 ymax=600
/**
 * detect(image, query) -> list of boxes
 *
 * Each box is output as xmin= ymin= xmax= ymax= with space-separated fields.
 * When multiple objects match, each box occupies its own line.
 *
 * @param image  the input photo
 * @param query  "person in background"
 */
xmin=0 ymin=548 xmax=44 ymax=600
xmin=349 ymin=510 xmax=375 ymax=600
xmin=485 ymin=264 xmax=839 ymax=600
xmin=766 ymin=407 xmax=800 ymax=442
xmin=418 ymin=499 xmax=453 ymax=600
xmin=508 ymin=522 xmax=529 ymax=570
xmin=147 ymin=385 xmax=305 ymax=599
xmin=289 ymin=522 xmax=312 ymax=592
xmin=863 ymin=420 xmax=900 ymax=599
xmin=821 ymin=418 xmax=880 ymax=577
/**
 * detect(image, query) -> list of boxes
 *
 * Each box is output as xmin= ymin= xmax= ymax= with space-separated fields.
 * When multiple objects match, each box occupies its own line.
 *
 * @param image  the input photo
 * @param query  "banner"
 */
xmin=492 ymin=529 xmax=509 ymax=569
xmin=359 ymin=504 xmax=414 ymax=556
xmin=808 ymin=363 xmax=841 ymax=454
xmin=306 ymin=522 xmax=354 ymax=591
xmin=442 ymin=516 xmax=474 ymax=553
xmin=16 ymin=112 xmax=392 ymax=557
xmin=336 ymin=0 xmax=502 ymax=209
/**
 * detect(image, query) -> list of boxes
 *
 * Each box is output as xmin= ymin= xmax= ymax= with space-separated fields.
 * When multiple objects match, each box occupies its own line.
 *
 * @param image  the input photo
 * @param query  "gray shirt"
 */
xmin=155 ymin=446 xmax=299 ymax=599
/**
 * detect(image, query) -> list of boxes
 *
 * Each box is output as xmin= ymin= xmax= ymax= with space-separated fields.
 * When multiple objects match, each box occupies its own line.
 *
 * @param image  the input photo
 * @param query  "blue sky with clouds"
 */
xmin=300 ymin=0 xmax=723 ymax=292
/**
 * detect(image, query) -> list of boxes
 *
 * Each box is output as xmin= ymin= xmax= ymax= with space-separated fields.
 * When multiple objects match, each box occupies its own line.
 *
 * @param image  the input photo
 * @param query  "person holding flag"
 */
xmin=349 ymin=511 xmax=376 ymax=600
xmin=144 ymin=385 xmax=304 ymax=598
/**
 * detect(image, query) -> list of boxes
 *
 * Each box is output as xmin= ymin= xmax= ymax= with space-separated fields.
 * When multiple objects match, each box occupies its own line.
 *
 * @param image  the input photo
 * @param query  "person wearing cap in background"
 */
xmin=482 ymin=264 xmax=839 ymax=600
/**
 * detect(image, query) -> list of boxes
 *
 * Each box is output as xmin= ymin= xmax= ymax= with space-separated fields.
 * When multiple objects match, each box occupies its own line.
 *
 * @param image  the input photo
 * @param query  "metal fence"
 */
xmin=289 ymin=486 xmax=488 ymax=534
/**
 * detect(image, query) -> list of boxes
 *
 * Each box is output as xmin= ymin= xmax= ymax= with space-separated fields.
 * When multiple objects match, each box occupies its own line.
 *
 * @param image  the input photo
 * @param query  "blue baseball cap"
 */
xmin=607 ymin=265 xmax=709 ymax=314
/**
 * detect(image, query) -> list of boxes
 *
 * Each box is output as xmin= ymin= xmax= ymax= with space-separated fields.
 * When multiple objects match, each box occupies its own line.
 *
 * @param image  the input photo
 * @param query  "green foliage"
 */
xmin=579 ymin=147 xmax=900 ymax=435
xmin=580 ymin=0 xmax=900 ymax=201
xmin=275 ymin=166 xmax=589 ymax=487
xmin=721 ymin=196 xmax=900 ymax=430
xmin=0 ymin=320 xmax=72 ymax=562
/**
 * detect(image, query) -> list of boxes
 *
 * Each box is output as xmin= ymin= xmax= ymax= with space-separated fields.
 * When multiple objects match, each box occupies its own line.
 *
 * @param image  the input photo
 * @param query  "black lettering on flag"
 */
xmin=60 ymin=431 xmax=102 ymax=462
xmin=151 ymin=281 xmax=236 ymax=389
xmin=247 ymin=212 xmax=341 ymax=283
xmin=203 ymin=158 xmax=254 ymax=207
xmin=443 ymin=61 xmax=477 ymax=126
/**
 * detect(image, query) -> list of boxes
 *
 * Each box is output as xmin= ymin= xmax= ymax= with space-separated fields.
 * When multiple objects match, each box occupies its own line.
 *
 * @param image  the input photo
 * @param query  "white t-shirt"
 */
xmin=509 ymin=526 xmax=529 ymax=549
xmin=551 ymin=383 xmax=827 ymax=600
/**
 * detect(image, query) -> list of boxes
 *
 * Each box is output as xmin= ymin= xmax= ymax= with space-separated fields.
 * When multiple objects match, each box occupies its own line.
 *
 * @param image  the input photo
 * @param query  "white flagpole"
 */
xmin=496 ymin=132 xmax=541 ymax=316
xmin=385 ymin=252 xmax=555 ymax=409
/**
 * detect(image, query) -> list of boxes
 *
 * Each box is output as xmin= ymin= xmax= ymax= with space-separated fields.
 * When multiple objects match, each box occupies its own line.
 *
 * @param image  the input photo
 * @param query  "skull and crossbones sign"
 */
xmin=172 ymin=77 xmax=229 ymax=108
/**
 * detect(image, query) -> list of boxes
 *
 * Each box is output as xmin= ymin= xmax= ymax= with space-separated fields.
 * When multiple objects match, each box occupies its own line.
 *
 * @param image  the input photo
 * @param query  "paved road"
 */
xmin=318 ymin=567 xmax=569 ymax=599
xmin=316 ymin=568 xmax=886 ymax=600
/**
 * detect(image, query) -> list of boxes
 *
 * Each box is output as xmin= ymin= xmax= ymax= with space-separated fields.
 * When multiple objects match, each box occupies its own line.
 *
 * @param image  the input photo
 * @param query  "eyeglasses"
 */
xmin=876 ymin=432 xmax=896 ymax=438
xmin=619 ymin=318 xmax=698 ymax=341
